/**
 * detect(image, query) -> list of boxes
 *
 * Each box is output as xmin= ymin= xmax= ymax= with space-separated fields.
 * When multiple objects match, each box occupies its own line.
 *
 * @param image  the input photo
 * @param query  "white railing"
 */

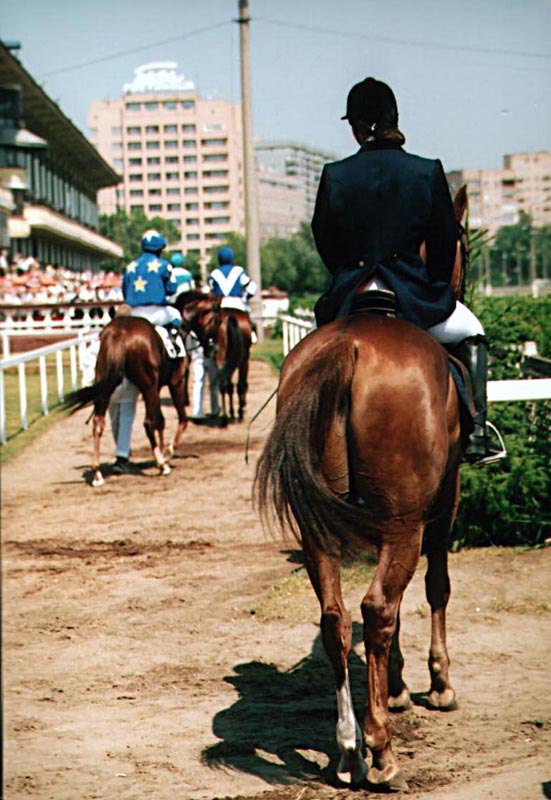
xmin=280 ymin=314 xmax=551 ymax=404
xmin=0 ymin=301 xmax=120 ymax=336
xmin=0 ymin=331 xmax=98 ymax=445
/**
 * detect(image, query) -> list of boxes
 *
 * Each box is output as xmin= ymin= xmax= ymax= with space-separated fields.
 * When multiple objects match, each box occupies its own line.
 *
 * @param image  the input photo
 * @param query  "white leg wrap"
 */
xmin=336 ymin=673 xmax=360 ymax=752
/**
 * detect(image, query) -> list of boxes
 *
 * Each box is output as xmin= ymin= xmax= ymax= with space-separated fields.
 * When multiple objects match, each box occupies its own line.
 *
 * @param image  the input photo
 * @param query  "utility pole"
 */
xmin=237 ymin=0 xmax=263 ymax=340
xmin=529 ymin=228 xmax=537 ymax=286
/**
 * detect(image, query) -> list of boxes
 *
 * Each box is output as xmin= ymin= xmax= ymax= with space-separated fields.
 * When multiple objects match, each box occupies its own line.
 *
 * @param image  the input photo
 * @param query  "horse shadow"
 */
xmin=201 ymin=622 xmax=367 ymax=787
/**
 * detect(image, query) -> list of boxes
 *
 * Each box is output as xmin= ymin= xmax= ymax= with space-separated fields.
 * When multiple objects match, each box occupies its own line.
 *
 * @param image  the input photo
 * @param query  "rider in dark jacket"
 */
xmin=312 ymin=77 xmax=504 ymax=465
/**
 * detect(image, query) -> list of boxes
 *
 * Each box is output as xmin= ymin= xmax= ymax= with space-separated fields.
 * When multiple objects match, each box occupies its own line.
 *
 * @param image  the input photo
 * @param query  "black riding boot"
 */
xmin=455 ymin=335 xmax=504 ymax=465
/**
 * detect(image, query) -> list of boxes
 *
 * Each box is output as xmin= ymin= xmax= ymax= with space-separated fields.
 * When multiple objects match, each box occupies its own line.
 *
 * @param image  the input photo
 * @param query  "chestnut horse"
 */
xmin=177 ymin=291 xmax=253 ymax=423
xmin=66 ymin=315 xmax=187 ymax=487
xmin=255 ymin=190 xmax=468 ymax=790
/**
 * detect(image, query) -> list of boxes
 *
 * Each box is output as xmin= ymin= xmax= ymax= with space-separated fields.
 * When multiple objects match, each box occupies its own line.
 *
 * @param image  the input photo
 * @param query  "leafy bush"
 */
xmin=452 ymin=295 xmax=550 ymax=549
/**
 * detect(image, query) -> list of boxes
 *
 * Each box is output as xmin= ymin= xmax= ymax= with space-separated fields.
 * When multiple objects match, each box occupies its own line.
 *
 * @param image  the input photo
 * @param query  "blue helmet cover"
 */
xmin=141 ymin=229 xmax=167 ymax=253
xmin=218 ymin=246 xmax=234 ymax=265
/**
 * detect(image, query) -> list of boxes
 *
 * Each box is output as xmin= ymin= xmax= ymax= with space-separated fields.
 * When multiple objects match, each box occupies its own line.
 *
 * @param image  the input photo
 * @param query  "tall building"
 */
xmin=257 ymin=166 xmax=306 ymax=240
xmin=255 ymin=141 xmax=336 ymax=221
xmin=0 ymin=41 xmax=122 ymax=270
xmin=447 ymin=151 xmax=551 ymax=235
xmin=89 ymin=62 xmax=245 ymax=264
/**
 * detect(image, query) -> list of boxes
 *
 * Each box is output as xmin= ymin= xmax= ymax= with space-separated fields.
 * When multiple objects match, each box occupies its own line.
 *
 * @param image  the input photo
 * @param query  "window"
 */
xmin=165 ymin=140 xmax=178 ymax=149
xmin=182 ymin=140 xmax=196 ymax=149
xmin=128 ymin=142 xmax=142 ymax=151
xmin=89 ymin=127 xmax=97 ymax=137
xmin=204 ymin=185 xmax=228 ymax=194
xmin=185 ymin=202 xmax=199 ymax=210
xmin=202 ymin=138 xmax=227 ymax=147
xmin=165 ymin=156 xmax=178 ymax=163
xmin=130 ymin=189 xmax=143 ymax=197
xmin=146 ymin=125 xmax=159 ymax=133
xmin=167 ymin=188 xmax=180 ymax=196
xmin=203 ymin=170 xmax=228 ymax=178
xmin=129 ymin=174 xmax=143 ymax=182
xmin=112 ymin=158 xmax=123 ymax=169
xmin=126 ymin=126 xmax=141 ymax=134
xmin=148 ymin=173 xmax=161 ymax=181
xmin=206 ymin=231 xmax=225 ymax=240
xmin=186 ymin=218 xmax=199 ymax=225
xmin=184 ymin=171 xmax=198 ymax=179
xmin=183 ymin=155 xmax=197 ymax=163
xmin=203 ymin=153 xmax=227 ymax=162
xmin=149 ymin=204 xmax=162 ymax=211
xmin=163 ymin=100 xmax=177 ymax=110
xmin=149 ymin=188 xmax=161 ymax=196
xmin=185 ymin=187 xmax=198 ymax=195
xmin=164 ymin=124 xmax=177 ymax=133
xmin=181 ymin=100 xmax=195 ymax=110
xmin=207 ymin=216 xmax=230 ymax=225
xmin=147 ymin=157 xmax=161 ymax=165
xmin=129 ymin=157 xmax=142 ymax=166
xmin=167 ymin=203 xmax=181 ymax=211
xmin=182 ymin=124 xmax=196 ymax=133
xmin=112 ymin=142 xmax=122 ymax=152
xmin=187 ymin=233 xmax=200 ymax=241
xmin=146 ymin=141 xmax=160 ymax=150
xmin=125 ymin=102 xmax=140 ymax=111
xmin=145 ymin=102 xmax=158 ymax=111
xmin=165 ymin=171 xmax=179 ymax=180
xmin=204 ymin=122 xmax=222 ymax=131
xmin=130 ymin=204 xmax=144 ymax=211
xmin=205 ymin=201 xmax=229 ymax=210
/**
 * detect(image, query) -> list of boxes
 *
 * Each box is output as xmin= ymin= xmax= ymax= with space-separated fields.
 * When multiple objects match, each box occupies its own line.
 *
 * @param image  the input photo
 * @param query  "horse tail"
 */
xmin=219 ymin=314 xmax=242 ymax=385
xmin=255 ymin=336 xmax=382 ymax=556
xmin=64 ymin=327 xmax=126 ymax=412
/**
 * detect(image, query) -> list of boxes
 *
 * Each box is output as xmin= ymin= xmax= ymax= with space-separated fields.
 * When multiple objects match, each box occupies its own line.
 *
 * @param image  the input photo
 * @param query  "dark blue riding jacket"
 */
xmin=311 ymin=141 xmax=459 ymax=328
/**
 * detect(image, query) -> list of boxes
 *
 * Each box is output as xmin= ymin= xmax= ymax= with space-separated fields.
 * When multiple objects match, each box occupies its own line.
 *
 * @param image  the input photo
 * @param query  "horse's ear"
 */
xmin=453 ymin=184 xmax=468 ymax=224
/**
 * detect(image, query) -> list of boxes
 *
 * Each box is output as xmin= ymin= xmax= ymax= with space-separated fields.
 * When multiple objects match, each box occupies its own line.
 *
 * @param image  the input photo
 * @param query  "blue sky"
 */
xmin=2 ymin=0 xmax=550 ymax=170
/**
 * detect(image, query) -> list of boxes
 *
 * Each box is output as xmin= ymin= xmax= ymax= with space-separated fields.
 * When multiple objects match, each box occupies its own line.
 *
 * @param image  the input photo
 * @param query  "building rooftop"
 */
xmin=0 ymin=40 xmax=119 ymax=190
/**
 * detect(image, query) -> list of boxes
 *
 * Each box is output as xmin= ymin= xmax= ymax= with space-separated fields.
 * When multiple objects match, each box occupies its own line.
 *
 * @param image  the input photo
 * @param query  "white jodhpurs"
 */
xmin=130 ymin=305 xmax=181 ymax=327
xmin=109 ymin=379 xmax=139 ymax=458
xmin=360 ymin=276 xmax=484 ymax=345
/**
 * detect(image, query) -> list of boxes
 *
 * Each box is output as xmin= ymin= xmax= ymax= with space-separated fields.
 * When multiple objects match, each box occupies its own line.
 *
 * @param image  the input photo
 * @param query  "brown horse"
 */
xmin=255 ymin=192 xmax=468 ymax=790
xmin=67 ymin=315 xmax=188 ymax=487
xmin=177 ymin=292 xmax=253 ymax=424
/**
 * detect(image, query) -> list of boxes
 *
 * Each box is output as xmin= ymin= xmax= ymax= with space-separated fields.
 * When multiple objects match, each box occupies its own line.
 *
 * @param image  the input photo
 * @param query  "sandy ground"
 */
xmin=2 ymin=359 xmax=550 ymax=800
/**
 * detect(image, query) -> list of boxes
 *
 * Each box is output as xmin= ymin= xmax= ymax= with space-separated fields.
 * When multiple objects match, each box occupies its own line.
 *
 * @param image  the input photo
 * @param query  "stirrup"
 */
xmin=468 ymin=421 xmax=507 ymax=466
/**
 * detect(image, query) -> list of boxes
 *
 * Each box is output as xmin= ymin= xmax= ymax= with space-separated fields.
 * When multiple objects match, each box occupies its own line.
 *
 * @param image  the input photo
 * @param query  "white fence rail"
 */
xmin=0 ymin=332 xmax=98 ymax=444
xmin=280 ymin=314 xmax=551 ymax=404
xmin=0 ymin=301 xmax=119 ymax=338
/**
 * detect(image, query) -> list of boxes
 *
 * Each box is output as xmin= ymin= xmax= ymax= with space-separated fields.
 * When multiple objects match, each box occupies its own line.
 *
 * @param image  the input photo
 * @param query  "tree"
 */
xmin=261 ymin=222 xmax=329 ymax=295
xmin=99 ymin=209 xmax=181 ymax=272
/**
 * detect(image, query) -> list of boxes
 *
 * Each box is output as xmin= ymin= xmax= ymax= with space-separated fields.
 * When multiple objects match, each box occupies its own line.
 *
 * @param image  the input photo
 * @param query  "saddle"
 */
xmin=155 ymin=326 xmax=186 ymax=359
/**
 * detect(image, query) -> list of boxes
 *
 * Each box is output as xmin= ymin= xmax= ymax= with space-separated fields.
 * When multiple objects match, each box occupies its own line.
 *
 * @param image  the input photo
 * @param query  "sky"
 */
xmin=2 ymin=0 xmax=551 ymax=171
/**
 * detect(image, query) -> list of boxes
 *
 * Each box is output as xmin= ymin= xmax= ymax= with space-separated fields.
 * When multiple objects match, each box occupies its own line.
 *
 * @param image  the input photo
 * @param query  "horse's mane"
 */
xmin=173 ymin=289 xmax=214 ymax=311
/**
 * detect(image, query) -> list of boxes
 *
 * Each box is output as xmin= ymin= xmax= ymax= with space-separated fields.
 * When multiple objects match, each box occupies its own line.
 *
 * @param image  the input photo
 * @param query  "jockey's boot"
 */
xmin=456 ymin=335 xmax=506 ymax=466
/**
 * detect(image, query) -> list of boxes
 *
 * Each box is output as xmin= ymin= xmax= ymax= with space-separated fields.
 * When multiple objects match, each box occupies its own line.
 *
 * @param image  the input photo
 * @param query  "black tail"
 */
xmin=219 ymin=315 xmax=243 ymax=386
xmin=64 ymin=331 xmax=125 ymax=413
xmin=255 ymin=336 xmax=382 ymax=556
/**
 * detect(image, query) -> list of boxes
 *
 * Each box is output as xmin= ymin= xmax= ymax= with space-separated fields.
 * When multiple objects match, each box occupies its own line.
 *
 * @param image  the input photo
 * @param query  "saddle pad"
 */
xmin=155 ymin=326 xmax=186 ymax=359
xmin=448 ymin=355 xmax=475 ymax=440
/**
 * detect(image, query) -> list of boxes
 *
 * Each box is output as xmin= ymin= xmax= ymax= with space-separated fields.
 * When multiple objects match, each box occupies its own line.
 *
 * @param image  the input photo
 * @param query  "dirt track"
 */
xmin=3 ymin=359 xmax=550 ymax=800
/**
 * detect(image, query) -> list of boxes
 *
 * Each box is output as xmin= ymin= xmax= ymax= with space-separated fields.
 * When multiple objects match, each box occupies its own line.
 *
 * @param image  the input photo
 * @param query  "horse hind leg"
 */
xmin=143 ymin=387 xmax=170 ymax=476
xmin=424 ymin=467 xmax=460 ymax=710
xmin=361 ymin=526 xmax=423 ymax=791
xmin=302 ymin=537 xmax=367 ymax=787
xmin=387 ymin=607 xmax=412 ymax=711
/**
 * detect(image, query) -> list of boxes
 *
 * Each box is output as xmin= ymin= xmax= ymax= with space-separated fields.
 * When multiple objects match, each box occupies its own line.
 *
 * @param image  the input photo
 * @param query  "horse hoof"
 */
xmin=337 ymin=750 xmax=368 ymax=786
xmin=91 ymin=473 xmax=104 ymax=488
xmin=389 ymin=687 xmax=412 ymax=712
xmin=367 ymin=764 xmax=409 ymax=792
xmin=427 ymin=688 xmax=458 ymax=711
xmin=160 ymin=463 xmax=171 ymax=476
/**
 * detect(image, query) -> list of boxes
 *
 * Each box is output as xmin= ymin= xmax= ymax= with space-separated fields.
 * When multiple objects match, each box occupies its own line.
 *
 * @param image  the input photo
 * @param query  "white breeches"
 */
xmin=186 ymin=332 xmax=220 ymax=417
xmin=130 ymin=305 xmax=181 ymax=327
xmin=220 ymin=296 xmax=249 ymax=313
xmin=361 ymin=277 xmax=484 ymax=345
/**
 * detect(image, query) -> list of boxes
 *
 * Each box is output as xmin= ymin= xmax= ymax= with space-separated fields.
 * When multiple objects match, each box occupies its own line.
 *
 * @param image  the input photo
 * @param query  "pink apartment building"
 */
xmin=88 ymin=63 xmax=245 ymax=265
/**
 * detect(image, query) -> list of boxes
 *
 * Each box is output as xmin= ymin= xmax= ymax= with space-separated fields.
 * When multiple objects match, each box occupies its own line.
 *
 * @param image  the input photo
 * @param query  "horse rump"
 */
xmin=255 ymin=335 xmax=383 ymax=556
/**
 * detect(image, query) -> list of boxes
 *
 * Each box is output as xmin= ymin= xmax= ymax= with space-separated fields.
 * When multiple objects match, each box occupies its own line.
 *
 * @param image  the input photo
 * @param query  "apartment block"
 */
xmin=257 ymin=166 xmax=306 ymax=240
xmin=447 ymin=151 xmax=551 ymax=235
xmin=88 ymin=62 xmax=245 ymax=262
xmin=255 ymin=140 xmax=336 ymax=221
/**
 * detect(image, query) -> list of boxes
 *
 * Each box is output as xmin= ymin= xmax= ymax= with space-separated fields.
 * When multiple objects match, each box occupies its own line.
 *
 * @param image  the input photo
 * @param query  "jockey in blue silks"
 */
xmin=208 ymin=246 xmax=257 ymax=312
xmin=167 ymin=251 xmax=195 ymax=299
xmin=122 ymin=230 xmax=183 ymax=332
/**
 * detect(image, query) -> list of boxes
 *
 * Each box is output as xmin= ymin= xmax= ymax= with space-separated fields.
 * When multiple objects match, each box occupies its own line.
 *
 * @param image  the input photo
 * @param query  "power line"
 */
xmin=38 ymin=21 xmax=231 ymax=78
xmin=256 ymin=17 xmax=551 ymax=61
